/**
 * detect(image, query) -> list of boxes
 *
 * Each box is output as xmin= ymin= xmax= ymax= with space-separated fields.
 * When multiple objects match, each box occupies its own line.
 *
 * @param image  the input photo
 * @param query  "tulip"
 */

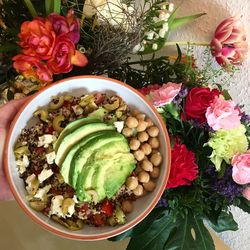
xmin=210 ymin=16 xmax=248 ymax=67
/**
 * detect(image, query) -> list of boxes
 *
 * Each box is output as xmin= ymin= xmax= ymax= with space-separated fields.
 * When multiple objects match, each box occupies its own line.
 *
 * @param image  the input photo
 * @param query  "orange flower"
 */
xmin=47 ymin=34 xmax=88 ymax=74
xmin=13 ymin=54 xmax=53 ymax=83
xmin=19 ymin=18 xmax=56 ymax=60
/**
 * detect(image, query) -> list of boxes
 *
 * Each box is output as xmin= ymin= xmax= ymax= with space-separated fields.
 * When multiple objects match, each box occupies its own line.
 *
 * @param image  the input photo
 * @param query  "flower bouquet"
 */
xmin=1 ymin=0 xmax=250 ymax=249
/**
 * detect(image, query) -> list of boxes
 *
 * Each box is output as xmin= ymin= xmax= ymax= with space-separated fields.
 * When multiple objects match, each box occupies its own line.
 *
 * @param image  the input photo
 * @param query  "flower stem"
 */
xmin=165 ymin=41 xmax=210 ymax=46
xmin=24 ymin=0 xmax=38 ymax=18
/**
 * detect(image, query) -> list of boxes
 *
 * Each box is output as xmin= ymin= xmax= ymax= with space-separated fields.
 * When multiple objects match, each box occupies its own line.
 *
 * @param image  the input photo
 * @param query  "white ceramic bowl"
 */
xmin=4 ymin=76 xmax=171 ymax=240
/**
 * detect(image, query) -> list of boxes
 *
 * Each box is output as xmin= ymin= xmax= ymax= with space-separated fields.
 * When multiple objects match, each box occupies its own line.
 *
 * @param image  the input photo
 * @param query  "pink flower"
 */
xmin=48 ymin=10 xmax=80 ymax=44
xmin=210 ymin=16 xmax=248 ymax=67
xmin=13 ymin=54 xmax=53 ymax=83
xmin=242 ymin=187 xmax=250 ymax=201
xmin=205 ymin=96 xmax=241 ymax=130
xmin=47 ymin=34 xmax=88 ymax=74
xmin=149 ymin=82 xmax=182 ymax=107
xmin=232 ymin=150 xmax=250 ymax=185
xmin=138 ymin=84 xmax=161 ymax=95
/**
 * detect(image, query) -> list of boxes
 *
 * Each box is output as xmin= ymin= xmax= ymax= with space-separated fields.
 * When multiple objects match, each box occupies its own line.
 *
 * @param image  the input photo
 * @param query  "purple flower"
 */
xmin=172 ymin=87 xmax=188 ymax=106
xmin=241 ymin=112 xmax=250 ymax=124
xmin=205 ymin=165 xmax=244 ymax=202
xmin=157 ymin=198 xmax=168 ymax=207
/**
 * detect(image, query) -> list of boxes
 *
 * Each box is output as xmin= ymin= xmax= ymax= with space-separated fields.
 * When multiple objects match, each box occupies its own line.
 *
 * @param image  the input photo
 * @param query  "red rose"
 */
xmin=184 ymin=87 xmax=220 ymax=123
xmin=47 ymin=34 xmax=88 ymax=74
xmin=19 ymin=18 xmax=56 ymax=60
xmin=139 ymin=84 xmax=161 ymax=95
xmin=166 ymin=141 xmax=198 ymax=189
xmin=13 ymin=54 xmax=53 ymax=83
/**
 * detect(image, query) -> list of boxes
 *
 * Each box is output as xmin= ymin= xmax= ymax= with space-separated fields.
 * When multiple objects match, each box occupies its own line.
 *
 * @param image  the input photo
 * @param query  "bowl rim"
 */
xmin=4 ymin=75 xmax=171 ymax=241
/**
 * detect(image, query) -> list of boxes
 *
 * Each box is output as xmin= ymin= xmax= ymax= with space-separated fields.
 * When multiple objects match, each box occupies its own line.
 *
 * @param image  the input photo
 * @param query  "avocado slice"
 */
xmin=60 ymin=130 xmax=114 ymax=183
xmin=55 ymin=122 xmax=114 ymax=166
xmin=76 ymin=139 xmax=136 ymax=202
xmin=54 ymin=117 xmax=100 ymax=152
xmin=70 ymin=131 xmax=124 ymax=188
xmin=88 ymin=108 xmax=108 ymax=120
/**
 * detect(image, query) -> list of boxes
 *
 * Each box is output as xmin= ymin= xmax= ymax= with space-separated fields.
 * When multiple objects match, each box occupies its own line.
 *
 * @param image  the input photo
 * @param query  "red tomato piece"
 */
xmin=101 ymin=200 xmax=113 ymax=217
xmin=92 ymin=214 xmax=105 ymax=226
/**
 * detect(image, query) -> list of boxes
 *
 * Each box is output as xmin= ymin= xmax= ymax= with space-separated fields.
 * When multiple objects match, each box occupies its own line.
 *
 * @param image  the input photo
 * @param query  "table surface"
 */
xmin=0 ymin=201 xmax=229 ymax=250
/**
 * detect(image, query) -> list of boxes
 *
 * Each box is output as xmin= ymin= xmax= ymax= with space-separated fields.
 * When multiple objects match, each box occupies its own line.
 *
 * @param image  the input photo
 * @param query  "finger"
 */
xmin=0 ymin=97 xmax=30 ymax=128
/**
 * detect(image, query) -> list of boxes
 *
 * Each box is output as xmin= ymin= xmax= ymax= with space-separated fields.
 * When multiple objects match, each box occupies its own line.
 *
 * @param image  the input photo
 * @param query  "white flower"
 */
xmin=146 ymin=31 xmax=155 ymax=40
xmin=152 ymin=43 xmax=158 ymax=50
xmin=132 ymin=44 xmax=141 ymax=53
xmin=159 ymin=29 xmax=166 ymax=38
xmin=159 ymin=11 xmax=170 ymax=21
xmin=168 ymin=3 xmax=174 ymax=12
xmin=82 ymin=0 xmax=107 ymax=18
xmin=162 ymin=22 xmax=169 ymax=32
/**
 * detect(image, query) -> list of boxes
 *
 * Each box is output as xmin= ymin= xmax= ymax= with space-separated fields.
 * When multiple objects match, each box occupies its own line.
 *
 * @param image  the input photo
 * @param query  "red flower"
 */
xmin=47 ymin=9 xmax=80 ymax=44
xmin=47 ymin=34 xmax=88 ymax=74
xmin=183 ymin=87 xmax=220 ymax=123
xmin=13 ymin=54 xmax=53 ymax=83
xmin=18 ymin=18 xmax=56 ymax=60
xmin=166 ymin=141 xmax=198 ymax=189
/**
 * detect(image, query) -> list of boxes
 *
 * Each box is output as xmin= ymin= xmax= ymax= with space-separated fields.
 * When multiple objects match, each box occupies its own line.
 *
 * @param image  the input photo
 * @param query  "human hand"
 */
xmin=0 ymin=98 xmax=29 ymax=201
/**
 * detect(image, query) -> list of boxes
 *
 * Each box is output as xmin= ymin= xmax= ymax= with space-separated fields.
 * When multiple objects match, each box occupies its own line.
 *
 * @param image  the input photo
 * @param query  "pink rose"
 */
xmin=205 ymin=96 xmax=241 ymax=130
xmin=139 ymin=84 xmax=161 ymax=96
xmin=48 ymin=10 xmax=80 ymax=44
xmin=47 ymin=34 xmax=88 ymax=74
xmin=232 ymin=150 xmax=250 ymax=185
xmin=149 ymin=82 xmax=182 ymax=107
xmin=242 ymin=187 xmax=250 ymax=201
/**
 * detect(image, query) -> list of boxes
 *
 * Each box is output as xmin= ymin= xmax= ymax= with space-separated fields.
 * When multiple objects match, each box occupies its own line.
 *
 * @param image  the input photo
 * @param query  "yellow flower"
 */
xmin=207 ymin=125 xmax=248 ymax=171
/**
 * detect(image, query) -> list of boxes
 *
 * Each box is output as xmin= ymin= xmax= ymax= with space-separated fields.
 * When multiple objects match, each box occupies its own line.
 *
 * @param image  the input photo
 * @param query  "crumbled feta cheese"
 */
xmin=46 ymin=151 xmax=56 ymax=165
xmin=38 ymin=168 xmax=53 ymax=183
xmin=66 ymin=201 xmax=75 ymax=217
xmin=16 ymin=154 xmax=29 ymax=174
xmin=50 ymin=195 xmax=64 ymax=217
xmin=25 ymin=174 xmax=38 ymax=195
xmin=34 ymin=185 xmax=51 ymax=201
xmin=72 ymin=105 xmax=83 ymax=115
xmin=37 ymin=134 xmax=56 ymax=148
xmin=114 ymin=121 xmax=124 ymax=133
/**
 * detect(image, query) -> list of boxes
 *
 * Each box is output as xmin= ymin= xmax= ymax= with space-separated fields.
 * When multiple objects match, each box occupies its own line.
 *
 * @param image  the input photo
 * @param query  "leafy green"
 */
xmin=238 ymin=198 xmax=250 ymax=213
xmin=23 ymin=0 xmax=38 ymax=17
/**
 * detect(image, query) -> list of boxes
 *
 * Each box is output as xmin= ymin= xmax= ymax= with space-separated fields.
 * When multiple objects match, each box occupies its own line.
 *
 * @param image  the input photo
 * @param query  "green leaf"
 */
xmin=109 ymin=207 xmax=166 ymax=241
xmin=53 ymin=0 xmax=61 ymax=14
xmin=163 ymin=103 xmax=180 ymax=121
xmin=164 ymin=214 xmax=215 ymax=250
xmin=174 ymin=44 xmax=182 ymax=65
xmin=0 ymin=43 xmax=20 ymax=53
xmin=45 ymin=0 xmax=54 ymax=15
xmin=238 ymin=197 xmax=250 ymax=213
xmin=23 ymin=0 xmax=38 ymax=17
xmin=222 ymin=89 xmax=232 ymax=100
xmin=126 ymin=211 xmax=177 ymax=250
xmin=170 ymin=13 xmax=206 ymax=30
xmin=206 ymin=211 xmax=238 ymax=233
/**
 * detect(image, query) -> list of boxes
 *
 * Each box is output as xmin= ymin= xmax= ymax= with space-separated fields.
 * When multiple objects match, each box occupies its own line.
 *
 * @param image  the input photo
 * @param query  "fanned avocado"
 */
xmin=70 ymin=132 xmax=125 ymax=189
xmin=55 ymin=122 xmax=114 ymax=166
xmin=76 ymin=138 xmax=136 ymax=203
xmin=60 ymin=130 xmax=114 ymax=183
xmin=88 ymin=108 xmax=108 ymax=120
xmin=54 ymin=117 xmax=100 ymax=152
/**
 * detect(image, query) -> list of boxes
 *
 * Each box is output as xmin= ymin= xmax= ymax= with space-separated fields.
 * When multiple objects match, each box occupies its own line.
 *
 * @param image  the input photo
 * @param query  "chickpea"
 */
xmin=133 ymin=184 xmax=144 ymax=196
xmin=138 ymin=131 xmax=149 ymax=142
xmin=145 ymin=117 xmax=154 ymax=127
xmin=134 ymin=150 xmax=145 ymax=162
xmin=126 ymin=117 xmax=138 ymax=128
xmin=140 ymin=143 xmax=152 ymax=155
xmin=150 ymin=152 xmax=162 ymax=167
xmin=136 ymin=113 xmax=146 ymax=121
xmin=135 ymin=164 xmax=143 ymax=174
xmin=148 ymin=137 xmax=160 ymax=149
xmin=141 ymin=159 xmax=153 ymax=172
xmin=129 ymin=138 xmax=140 ymax=151
xmin=147 ymin=126 xmax=159 ymax=137
xmin=126 ymin=176 xmax=138 ymax=190
xmin=150 ymin=167 xmax=160 ymax=178
xmin=122 ymin=127 xmax=133 ymax=137
xmin=151 ymin=149 xmax=158 ymax=154
xmin=121 ymin=200 xmax=134 ymax=213
xmin=143 ymin=181 xmax=156 ymax=192
xmin=136 ymin=120 xmax=148 ymax=132
xmin=138 ymin=171 xmax=150 ymax=183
